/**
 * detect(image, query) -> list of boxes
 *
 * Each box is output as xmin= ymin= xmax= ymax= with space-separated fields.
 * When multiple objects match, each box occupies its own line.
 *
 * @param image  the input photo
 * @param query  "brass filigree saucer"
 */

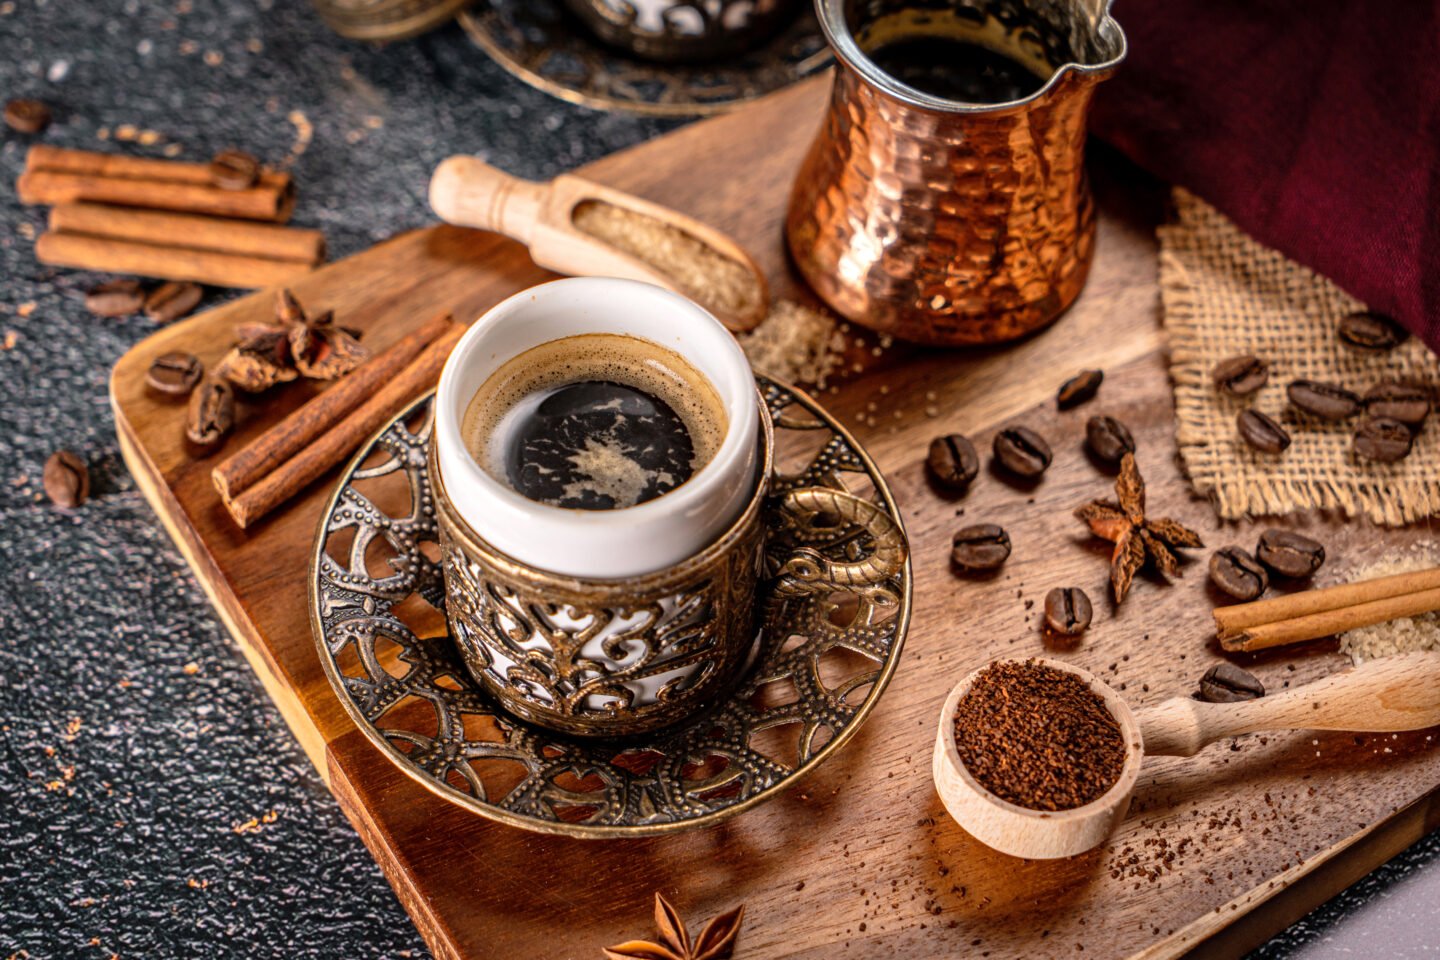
xmin=309 ymin=377 xmax=911 ymax=837
xmin=458 ymin=0 xmax=831 ymax=118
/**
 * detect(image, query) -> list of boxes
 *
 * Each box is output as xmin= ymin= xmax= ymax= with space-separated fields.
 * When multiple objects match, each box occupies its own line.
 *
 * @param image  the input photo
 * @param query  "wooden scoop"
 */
xmin=933 ymin=652 xmax=1440 ymax=860
xmin=428 ymin=155 xmax=768 ymax=332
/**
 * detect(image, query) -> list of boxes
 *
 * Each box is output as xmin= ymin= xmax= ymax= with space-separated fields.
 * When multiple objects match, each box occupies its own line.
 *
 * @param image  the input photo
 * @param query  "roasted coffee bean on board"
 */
xmin=1043 ymin=587 xmax=1092 ymax=636
xmin=1209 ymin=546 xmax=1269 ymax=600
xmin=1057 ymin=370 xmax=1103 ymax=409
xmin=5 ymin=97 xmax=52 ymax=134
xmin=926 ymin=434 xmax=979 ymax=491
xmin=1236 ymin=409 xmax=1290 ymax=454
xmin=1338 ymin=311 xmax=1408 ymax=352
xmin=145 ymin=352 xmax=205 ymax=396
xmin=1287 ymin=379 xmax=1359 ymax=421
xmin=209 ymin=149 xmax=261 ymax=190
xmin=85 ymin=279 xmax=146 ymax=317
xmin=43 ymin=450 xmax=89 ymax=508
xmin=1354 ymin=417 xmax=1413 ymax=462
xmin=951 ymin=524 xmax=1011 ymax=571
xmin=144 ymin=281 xmax=203 ymax=325
xmin=1255 ymin=529 xmax=1325 ymax=579
xmin=186 ymin=378 xmax=235 ymax=449
xmin=1085 ymin=415 xmax=1135 ymax=463
xmin=1212 ymin=354 xmax=1268 ymax=395
xmin=992 ymin=426 xmax=1052 ymax=478
xmin=1363 ymin=381 xmax=1430 ymax=430
xmin=1197 ymin=663 xmax=1265 ymax=703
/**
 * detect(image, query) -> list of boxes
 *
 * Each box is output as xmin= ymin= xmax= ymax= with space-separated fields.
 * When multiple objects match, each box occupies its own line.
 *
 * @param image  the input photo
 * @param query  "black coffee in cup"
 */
xmin=461 ymin=333 xmax=727 ymax=510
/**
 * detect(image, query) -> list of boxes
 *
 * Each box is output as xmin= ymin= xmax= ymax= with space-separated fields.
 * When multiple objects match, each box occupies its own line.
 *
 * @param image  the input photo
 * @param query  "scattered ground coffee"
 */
xmin=953 ymin=660 xmax=1126 ymax=811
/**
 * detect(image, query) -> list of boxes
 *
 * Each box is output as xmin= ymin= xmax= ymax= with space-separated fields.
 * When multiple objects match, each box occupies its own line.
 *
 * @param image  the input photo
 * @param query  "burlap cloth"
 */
xmin=1160 ymin=189 xmax=1440 ymax=525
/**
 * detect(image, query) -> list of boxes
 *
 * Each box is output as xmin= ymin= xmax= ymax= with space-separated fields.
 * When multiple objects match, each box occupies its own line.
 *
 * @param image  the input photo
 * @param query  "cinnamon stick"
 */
xmin=35 ymin=231 xmax=313 ymax=289
xmin=18 ymin=169 xmax=295 ymax=222
xmin=50 ymin=203 xmax=325 ymax=265
xmin=1214 ymin=566 xmax=1440 ymax=635
xmin=221 ymin=324 xmax=466 ymax=529
xmin=213 ymin=313 xmax=457 ymax=501
xmin=1219 ymin=586 xmax=1440 ymax=652
xmin=27 ymin=144 xmax=290 ymax=188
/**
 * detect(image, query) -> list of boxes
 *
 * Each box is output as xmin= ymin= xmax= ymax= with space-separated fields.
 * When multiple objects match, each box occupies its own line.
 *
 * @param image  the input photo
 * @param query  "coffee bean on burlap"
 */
xmin=1212 ymin=354 xmax=1268 ymax=395
xmin=1236 ymin=409 xmax=1290 ymax=454
xmin=1286 ymin=379 xmax=1359 ymax=421
xmin=1354 ymin=417 xmax=1413 ymax=462
xmin=1363 ymin=381 xmax=1430 ymax=431
xmin=1338 ymin=311 xmax=1408 ymax=352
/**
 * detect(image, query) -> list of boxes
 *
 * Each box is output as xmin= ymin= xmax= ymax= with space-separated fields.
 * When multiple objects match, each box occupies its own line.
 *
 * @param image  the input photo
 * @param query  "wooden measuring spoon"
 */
xmin=428 ymin=155 xmax=768 ymax=332
xmin=933 ymin=652 xmax=1440 ymax=859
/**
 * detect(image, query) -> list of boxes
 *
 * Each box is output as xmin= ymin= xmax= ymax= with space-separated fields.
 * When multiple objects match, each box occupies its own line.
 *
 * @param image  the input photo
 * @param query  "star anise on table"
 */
xmin=216 ymin=289 xmax=369 ymax=391
xmin=604 ymin=893 xmax=745 ymax=960
xmin=1074 ymin=452 xmax=1204 ymax=604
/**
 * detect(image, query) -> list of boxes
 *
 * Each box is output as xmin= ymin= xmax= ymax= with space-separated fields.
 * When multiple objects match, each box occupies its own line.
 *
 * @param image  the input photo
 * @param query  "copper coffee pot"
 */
xmin=787 ymin=0 xmax=1126 ymax=346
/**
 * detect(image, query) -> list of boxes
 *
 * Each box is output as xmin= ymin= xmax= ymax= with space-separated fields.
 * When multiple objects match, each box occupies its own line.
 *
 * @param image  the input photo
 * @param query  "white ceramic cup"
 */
xmin=433 ymin=277 xmax=761 ymax=579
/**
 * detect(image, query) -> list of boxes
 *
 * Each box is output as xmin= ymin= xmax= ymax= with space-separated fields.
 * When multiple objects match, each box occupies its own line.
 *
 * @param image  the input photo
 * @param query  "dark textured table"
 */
xmin=1 ymin=2 xmax=1434 ymax=957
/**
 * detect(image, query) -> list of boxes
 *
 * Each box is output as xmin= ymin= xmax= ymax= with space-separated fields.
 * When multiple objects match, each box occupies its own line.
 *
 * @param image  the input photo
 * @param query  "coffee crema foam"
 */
xmin=461 ymin=333 xmax=728 ymax=510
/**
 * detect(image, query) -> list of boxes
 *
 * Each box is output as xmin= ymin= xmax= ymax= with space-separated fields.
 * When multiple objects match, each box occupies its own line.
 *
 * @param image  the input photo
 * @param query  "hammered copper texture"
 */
xmin=786 ymin=4 xmax=1120 ymax=345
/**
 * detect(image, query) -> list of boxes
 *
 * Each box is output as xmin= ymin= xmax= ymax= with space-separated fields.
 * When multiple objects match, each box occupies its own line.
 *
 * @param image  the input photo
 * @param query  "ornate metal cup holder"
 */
xmin=310 ymin=377 xmax=911 ymax=838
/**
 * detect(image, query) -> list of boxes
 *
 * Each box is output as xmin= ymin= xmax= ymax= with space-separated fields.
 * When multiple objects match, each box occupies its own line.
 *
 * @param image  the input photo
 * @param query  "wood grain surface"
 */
xmin=110 ymin=77 xmax=1440 ymax=960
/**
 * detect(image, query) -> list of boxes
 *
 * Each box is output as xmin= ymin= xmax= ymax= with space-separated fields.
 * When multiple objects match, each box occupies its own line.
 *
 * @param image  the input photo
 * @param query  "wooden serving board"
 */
xmin=112 ymin=77 xmax=1440 ymax=959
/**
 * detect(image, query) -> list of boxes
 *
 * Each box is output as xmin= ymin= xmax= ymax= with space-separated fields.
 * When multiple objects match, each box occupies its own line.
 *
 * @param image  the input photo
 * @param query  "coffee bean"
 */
xmin=1043 ymin=587 xmax=1092 ymax=636
xmin=5 ymin=98 xmax=52 ymax=134
xmin=1338 ymin=311 xmax=1407 ymax=352
xmin=1286 ymin=379 xmax=1359 ymax=421
xmin=43 ymin=449 xmax=89 ymax=508
xmin=146 ymin=352 xmax=204 ymax=396
xmin=210 ymin=149 xmax=261 ymax=190
xmin=1197 ymin=663 xmax=1265 ymax=703
xmin=1236 ymin=409 xmax=1290 ymax=454
xmin=1255 ymin=529 xmax=1325 ymax=579
xmin=992 ymin=426 xmax=1052 ymax=478
xmin=1057 ymin=370 xmax=1103 ymax=409
xmin=144 ymin=281 xmax=203 ymax=325
xmin=1364 ymin=381 xmax=1430 ymax=431
xmin=1209 ymin=546 xmax=1268 ymax=600
xmin=186 ymin=378 xmax=235 ymax=449
xmin=1354 ymin=416 xmax=1413 ymax=462
xmin=85 ymin=279 xmax=146 ymax=317
xmin=1212 ymin=354 xmax=1268 ymax=396
xmin=1085 ymin=415 xmax=1135 ymax=463
xmin=951 ymin=524 xmax=1010 ymax=571
xmin=927 ymin=433 xmax=979 ymax=491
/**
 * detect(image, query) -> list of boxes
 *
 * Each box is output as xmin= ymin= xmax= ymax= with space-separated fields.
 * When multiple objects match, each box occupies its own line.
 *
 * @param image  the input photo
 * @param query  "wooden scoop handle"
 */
xmin=429 ymin=155 xmax=549 ymax=245
xmin=1137 ymin=651 xmax=1440 ymax=757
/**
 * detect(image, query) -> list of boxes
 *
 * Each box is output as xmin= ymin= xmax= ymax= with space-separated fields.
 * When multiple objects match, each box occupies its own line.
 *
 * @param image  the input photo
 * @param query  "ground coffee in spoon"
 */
xmin=953 ymin=659 xmax=1126 ymax=812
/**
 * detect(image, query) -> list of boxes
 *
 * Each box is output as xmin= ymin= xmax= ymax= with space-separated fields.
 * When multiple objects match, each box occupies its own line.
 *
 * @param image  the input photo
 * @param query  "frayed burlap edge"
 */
xmin=1160 ymin=190 xmax=1440 ymax=526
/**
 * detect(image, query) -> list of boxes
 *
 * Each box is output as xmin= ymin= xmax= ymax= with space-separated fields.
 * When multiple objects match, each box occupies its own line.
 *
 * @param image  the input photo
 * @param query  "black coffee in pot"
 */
xmin=868 ymin=34 xmax=1050 ymax=103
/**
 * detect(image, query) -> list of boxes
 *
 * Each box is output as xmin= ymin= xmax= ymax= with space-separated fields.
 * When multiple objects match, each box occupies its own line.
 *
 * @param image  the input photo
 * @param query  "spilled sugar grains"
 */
xmin=953 ymin=660 xmax=1126 ymax=811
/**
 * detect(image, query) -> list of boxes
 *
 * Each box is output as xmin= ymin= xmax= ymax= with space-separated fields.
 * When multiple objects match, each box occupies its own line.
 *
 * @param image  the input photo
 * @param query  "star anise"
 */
xmin=604 ymin=893 xmax=744 ymax=960
xmin=215 ymin=322 xmax=298 ymax=392
xmin=1074 ymin=452 xmax=1204 ymax=604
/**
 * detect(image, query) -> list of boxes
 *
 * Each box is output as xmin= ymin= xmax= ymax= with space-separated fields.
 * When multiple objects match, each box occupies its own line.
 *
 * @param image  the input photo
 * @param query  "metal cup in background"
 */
xmin=562 ymin=0 xmax=805 ymax=61
xmin=786 ymin=0 xmax=1127 ymax=346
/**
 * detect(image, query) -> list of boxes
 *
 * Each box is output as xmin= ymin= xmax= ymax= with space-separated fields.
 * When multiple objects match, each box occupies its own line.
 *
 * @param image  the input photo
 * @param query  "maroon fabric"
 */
xmin=1089 ymin=0 xmax=1440 ymax=351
